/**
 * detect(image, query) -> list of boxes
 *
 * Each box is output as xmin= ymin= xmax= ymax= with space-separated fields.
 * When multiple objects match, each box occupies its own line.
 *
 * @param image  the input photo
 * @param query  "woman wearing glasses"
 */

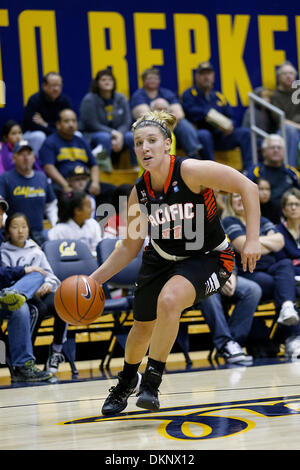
xmin=276 ymin=188 xmax=300 ymax=285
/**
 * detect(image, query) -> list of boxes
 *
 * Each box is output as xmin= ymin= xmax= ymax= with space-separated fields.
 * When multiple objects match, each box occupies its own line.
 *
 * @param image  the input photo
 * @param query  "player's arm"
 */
xmin=90 ymin=186 xmax=146 ymax=285
xmin=181 ymin=159 xmax=261 ymax=272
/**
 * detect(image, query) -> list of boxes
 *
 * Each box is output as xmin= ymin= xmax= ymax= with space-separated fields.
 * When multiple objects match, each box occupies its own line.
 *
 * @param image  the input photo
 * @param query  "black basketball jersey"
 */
xmin=135 ymin=155 xmax=226 ymax=257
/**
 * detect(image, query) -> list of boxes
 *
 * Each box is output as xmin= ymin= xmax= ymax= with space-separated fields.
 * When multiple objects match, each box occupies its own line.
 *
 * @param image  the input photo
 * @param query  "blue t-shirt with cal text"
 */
xmin=0 ymin=169 xmax=56 ymax=231
xmin=39 ymin=132 xmax=97 ymax=178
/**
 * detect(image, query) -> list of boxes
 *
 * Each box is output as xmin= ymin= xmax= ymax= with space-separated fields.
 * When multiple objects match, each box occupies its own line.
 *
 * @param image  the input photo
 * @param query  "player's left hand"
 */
xmin=241 ymin=240 xmax=261 ymax=273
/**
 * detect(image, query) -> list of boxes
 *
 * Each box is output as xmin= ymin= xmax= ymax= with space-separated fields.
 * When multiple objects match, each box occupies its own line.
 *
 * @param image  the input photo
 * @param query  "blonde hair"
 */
xmin=221 ymin=193 xmax=236 ymax=219
xmin=221 ymin=193 xmax=245 ymax=223
xmin=132 ymin=110 xmax=177 ymax=139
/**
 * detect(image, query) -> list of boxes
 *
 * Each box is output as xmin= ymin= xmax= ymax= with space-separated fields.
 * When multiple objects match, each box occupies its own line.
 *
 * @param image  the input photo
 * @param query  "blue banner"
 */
xmin=0 ymin=1 xmax=299 ymax=130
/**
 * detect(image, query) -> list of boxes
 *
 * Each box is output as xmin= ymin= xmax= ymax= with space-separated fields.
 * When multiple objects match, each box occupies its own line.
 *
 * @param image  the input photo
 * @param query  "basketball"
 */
xmin=54 ymin=275 xmax=105 ymax=325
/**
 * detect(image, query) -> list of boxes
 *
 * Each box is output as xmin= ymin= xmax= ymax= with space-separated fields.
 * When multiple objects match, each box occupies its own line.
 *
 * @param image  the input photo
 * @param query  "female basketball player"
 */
xmin=91 ymin=110 xmax=261 ymax=415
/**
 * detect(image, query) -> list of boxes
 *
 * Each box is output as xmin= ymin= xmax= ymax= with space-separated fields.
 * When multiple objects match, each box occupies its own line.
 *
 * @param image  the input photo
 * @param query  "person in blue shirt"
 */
xmin=0 ymin=140 xmax=58 ymax=246
xmin=199 ymin=267 xmax=262 ymax=365
xmin=222 ymin=191 xmax=300 ymax=359
xmin=246 ymin=134 xmax=300 ymax=223
xmin=130 ymin=67 xmax=202 ymax=158
xmin=39 ymin=108 xmax=100 ymax=197
xmin=276 ymin=188 xmax=300 ymax=283
xmin=181 ymin=61 xmax=252 ymax=171
xmin=22 ymin=72 xmax=73 ymax=155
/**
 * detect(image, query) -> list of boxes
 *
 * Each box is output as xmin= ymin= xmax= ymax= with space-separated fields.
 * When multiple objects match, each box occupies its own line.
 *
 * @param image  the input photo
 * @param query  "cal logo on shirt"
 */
xmin=13 ymin=186 xmax=45 ymax=197
xmin=57 ymin=147 xmax=89 ymax=163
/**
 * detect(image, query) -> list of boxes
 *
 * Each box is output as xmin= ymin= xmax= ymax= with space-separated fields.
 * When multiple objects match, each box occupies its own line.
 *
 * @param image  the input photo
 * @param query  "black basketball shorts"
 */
xmin=133 ymin=244 xmax=235 ymax=322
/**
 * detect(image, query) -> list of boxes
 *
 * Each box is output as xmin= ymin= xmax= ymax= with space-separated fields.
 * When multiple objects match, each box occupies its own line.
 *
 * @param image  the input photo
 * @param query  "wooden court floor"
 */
xmin=1 ymin=352 xmax=300 ymax=452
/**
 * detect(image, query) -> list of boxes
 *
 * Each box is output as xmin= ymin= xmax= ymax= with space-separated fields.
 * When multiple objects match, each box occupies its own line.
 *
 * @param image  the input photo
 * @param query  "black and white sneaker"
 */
xmin=136 ymin=367 xmax=162 ymax=412
xmin=45 ymin=345 xmax=65 ymax=374
xmin=101 ymin=371 xmax=142 ymax=415
xmin=218 ymin=340 xmax=253 ymax=365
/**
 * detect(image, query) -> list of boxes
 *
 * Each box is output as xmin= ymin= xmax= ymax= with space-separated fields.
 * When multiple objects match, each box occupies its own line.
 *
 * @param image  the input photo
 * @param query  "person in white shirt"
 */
xmin=1 ymin=212 xmax=65 ymax=374
xmin=48 ymin=191 xmax=102 ymax=255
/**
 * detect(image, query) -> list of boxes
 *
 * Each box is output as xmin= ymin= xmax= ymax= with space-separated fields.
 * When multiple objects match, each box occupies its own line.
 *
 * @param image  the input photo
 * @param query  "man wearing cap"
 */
xmin=66 ymin=165 xmax=96 ymax=218
xmin=0 ymin=196 xmax=52 ymax=382
xmin=130 ymin=67 xmax=202 ymax=158
xmin=181 ymin=62 xmax=253 ymax=171
xmin=0 ymin=140 xmax=58 ymax=246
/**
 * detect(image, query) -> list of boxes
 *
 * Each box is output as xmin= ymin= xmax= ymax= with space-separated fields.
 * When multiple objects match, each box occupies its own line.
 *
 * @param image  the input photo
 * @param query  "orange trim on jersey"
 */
xmin=163 ymin=155 xmax=175 ymax=194
xmin=143 ymin=155 xmax=175 ymax=198
xmin=219 ymin=247 xmax=235 ymax=273
xmin=143 ymin=171 xmax=155 ymax=198
xmin=202 ymin=188 xmax=217 ymax=221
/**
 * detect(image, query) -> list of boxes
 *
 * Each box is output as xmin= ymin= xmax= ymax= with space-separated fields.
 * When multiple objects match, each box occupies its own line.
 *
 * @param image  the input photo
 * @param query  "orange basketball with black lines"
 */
xmin=54 ymin=275 xmax=105 ymax=325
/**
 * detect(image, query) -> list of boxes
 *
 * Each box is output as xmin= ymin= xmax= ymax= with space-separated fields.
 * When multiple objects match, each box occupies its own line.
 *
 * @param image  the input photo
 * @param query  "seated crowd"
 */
xmin=0 ymin=59 xmax=300 ymax=383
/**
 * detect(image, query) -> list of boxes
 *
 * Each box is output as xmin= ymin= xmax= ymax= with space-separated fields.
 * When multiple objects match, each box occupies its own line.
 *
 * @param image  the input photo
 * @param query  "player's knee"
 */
xmin=157 ymin=291 xmax=181 ymax=320
xmin=132 ymin=320 xmax=154 ymax=341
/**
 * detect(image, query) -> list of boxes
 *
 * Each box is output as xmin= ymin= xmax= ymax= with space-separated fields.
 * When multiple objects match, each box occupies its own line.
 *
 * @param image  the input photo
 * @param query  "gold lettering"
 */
xmin=59 ymin=241 xmax=77 ymax=257
xmin=13 ymin=185 xmax=45 ymax=197
xmin=174 ymin=14 xmax=211 ymax=96
xmin=134 ymin=13 xmax=166 ymax=87
xmin=88 ymin=12 xmax=129 ymax=98
xmin=0 ymin=10 xmax=9 ymax=108
xmin=57 ymin=147 xmax=89 ymax=162
xmin=18 ymin=10 xmax=59 ymax=105
xmin=295 ymin=16 xmax=300 ymax=77
xmin=217 ymin=15 xmax=252 ymax=106
xmin=258 ymin=15 xmax=288 ymax=89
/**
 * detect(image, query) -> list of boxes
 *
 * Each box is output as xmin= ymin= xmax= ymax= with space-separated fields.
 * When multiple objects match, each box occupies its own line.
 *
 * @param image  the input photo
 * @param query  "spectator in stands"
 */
xmin=130 ymin=67 xmax=202 ymax=158
xmin=79 ymin=69 xmax=137 ymax=169
xmin=103 ymin=184 xmax=132 ymax=239
xmin=0 ymin=198 xmax=52 ymax=382
xmin=0 ymin=120 xmax=43 ymax=174
xmin=66 ymin=165 xmax=96 ymax=218
xmin=276 ymin=188 xmax=300 ymax=292
xmin=181 ymin=61 xmax=252 ymax=171
xmin=1 ymin=212 xmax=66 ymax=375
xmin=22 ymin=72 xmax=73 ymax=155
xmin=39 ymin=108 xmax=100 ymax=198
xmin=222 ymin=192 xmax=300 ymax=359
xmin=0 ymin=140 xmax=58 ymax=246
xmin=199 ymin=270 xmax=262 ymax=365
xmin=256 ymin=177 xmax=278 ymax=224
xmin=271 ymin=61 xmax=300 ymax=168
xmin=246 ymin=134 xmax=300 ymax=223
xmin=48 ymin=191 xmax=102 ymax=256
